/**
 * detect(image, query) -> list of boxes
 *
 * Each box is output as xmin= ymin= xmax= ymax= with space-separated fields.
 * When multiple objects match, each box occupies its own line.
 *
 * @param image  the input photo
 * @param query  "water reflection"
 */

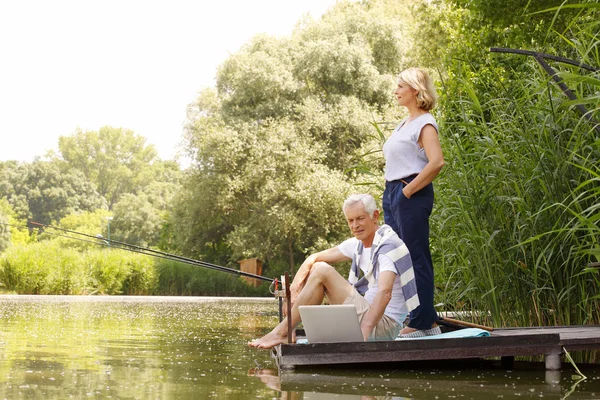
xmin=0 ymin=295 xmax=279 ymax=399
xmin=1 ymin=295 xmax=599 ymax=399
xmin=249 ymin=363 xmax=600 ymax=399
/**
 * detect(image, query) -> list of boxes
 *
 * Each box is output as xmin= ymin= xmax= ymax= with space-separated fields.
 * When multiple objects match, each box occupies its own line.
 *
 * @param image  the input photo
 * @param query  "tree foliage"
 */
xmin=174 ymin=2 xmax=405 ymax=273
xmin=0 ymin=198 xmax=32 ymax=253
xmin=56 ymin=126 xmax=160 ymax=209
xmin=0 ymin=160 xmax=105 ymax=225
xmin=0 ymin=201 xmax=10 ymax=253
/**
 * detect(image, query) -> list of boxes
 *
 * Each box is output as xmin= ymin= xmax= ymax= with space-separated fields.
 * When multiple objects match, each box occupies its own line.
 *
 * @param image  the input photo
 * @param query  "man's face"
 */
xmin=344 ymin=202 xmax=379 ymax=244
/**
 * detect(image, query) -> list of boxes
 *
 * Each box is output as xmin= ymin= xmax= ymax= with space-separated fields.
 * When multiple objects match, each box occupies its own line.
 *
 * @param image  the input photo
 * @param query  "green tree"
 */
xmin=0 ymin=204 xmax=10 ymax=253
xmin=176 ymin=2 xmax=406 ymax=273
xmin=54 ymin=209 xmax=114 ymax=251
xmin=0 ymin=198 xmax=30 ymax=252
xmin=110 ymin=179 xmax=181 ymax=248
xmin=56 ymin=126 xmax=160 ymax=209
xmin=0 ymin=161 xmax=31 ymax=220
xmin=185 ymin=119 xmax=353 ymax=273
xmin=0 ymin=160 xmax=106 ymax=225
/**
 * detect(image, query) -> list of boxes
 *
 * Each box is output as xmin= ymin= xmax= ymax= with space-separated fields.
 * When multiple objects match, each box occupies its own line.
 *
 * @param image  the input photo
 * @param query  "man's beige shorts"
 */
xmin=343 ymin=287 xmax=401 ymax=340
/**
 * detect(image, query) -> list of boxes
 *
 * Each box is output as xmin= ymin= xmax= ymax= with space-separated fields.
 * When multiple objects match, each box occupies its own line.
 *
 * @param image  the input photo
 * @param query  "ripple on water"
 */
xmin=1 ymin=295 xmax=600 ymax=399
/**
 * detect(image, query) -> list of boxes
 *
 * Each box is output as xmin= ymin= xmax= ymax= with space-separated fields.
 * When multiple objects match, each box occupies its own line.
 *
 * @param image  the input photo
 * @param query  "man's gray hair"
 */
xmin=343 ymin=194 xmax=378 ymax=217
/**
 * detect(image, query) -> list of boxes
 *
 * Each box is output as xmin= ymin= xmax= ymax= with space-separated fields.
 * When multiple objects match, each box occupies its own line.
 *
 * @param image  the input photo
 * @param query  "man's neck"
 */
xmin=361 ymin=225 xmax=379 ymax=248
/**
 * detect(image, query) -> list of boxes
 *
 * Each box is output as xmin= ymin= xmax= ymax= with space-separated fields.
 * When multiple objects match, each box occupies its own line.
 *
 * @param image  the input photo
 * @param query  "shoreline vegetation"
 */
xmin=0 ymin=0 xmax=598 ymax=363
xmin=0 ymin=243 xmax=270 ymax=297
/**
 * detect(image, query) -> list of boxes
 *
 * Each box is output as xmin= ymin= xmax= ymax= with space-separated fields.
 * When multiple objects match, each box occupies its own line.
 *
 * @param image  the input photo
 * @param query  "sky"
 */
xmin=0 ymin=0 xmax=339 ymax=163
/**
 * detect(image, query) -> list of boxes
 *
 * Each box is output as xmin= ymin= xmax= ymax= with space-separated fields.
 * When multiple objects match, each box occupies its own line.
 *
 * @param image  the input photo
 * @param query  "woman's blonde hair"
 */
xmin=398 ymin=68 xmax=437 ymax=110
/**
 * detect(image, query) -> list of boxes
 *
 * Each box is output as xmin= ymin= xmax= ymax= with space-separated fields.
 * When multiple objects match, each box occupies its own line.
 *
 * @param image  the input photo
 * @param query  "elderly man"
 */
xmin=248 ymin=194 xmax=420 ymax=349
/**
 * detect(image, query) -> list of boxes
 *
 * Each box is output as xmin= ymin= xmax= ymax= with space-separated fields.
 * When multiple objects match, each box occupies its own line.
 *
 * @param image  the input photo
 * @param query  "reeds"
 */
xmin=0 ymin=240 xmax=269 ymax=296
xmin=432 ymin=9 xmax=599 ymax=334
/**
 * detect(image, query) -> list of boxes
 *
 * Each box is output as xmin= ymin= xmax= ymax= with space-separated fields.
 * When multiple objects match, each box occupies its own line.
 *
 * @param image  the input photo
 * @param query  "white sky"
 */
xmin=0 ymin=0 xmax=339 ymax=163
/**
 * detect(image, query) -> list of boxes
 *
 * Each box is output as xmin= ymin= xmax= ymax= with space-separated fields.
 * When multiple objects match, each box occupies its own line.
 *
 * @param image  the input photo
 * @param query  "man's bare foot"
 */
xmin=248 ymin=368 xmax=281 ymax=391
xmin=248 ymin=330 xmax=288 ymax=349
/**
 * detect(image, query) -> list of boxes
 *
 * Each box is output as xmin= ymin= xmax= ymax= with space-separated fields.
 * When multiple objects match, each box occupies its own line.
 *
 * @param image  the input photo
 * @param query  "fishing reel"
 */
xmin=269 ymin=275 xmax=289 ymax=299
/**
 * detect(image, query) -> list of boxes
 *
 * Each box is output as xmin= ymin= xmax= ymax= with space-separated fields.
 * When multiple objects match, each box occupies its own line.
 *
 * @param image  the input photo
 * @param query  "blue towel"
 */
xmin=395 ymin=328 xmax=491 ymax=340
xmin=295 ymin=328 xmax=490 ymax=344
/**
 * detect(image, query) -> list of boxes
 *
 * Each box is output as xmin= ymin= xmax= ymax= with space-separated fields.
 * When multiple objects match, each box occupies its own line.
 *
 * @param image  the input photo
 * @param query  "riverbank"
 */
xmin=0 ymin=242 xmax=272 ymax=297
xmin=0 ymin=293 xmax=276 ymax=301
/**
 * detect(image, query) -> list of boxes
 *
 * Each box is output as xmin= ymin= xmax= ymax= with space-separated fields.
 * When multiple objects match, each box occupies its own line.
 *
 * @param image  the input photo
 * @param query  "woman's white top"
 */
xmin=338 ymin=238 xmax=408 ymax=324
xmin=383 ymin=113 xmax=439 ymax=181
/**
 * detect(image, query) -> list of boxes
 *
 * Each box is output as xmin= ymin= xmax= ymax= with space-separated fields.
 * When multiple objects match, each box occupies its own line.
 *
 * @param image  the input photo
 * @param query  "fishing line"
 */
xmin=1 ymin=221 xmax=274 ymax=283
xmin=31 ymin=221 xmax=273 ymax=282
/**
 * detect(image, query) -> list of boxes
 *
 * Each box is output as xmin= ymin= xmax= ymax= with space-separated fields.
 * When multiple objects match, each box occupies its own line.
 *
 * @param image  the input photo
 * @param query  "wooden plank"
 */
xmin=560 ymin=337 xmax=600 ymax=351
xmin=275 ymin=333 xmax=561 ymax=368
xmin=492 ymin=326 xmax=600 ymax=351
xmin=273 ymin=326 xmax=600 ymax=370
xmin=280 ymin=333 xmax=559 ymax=355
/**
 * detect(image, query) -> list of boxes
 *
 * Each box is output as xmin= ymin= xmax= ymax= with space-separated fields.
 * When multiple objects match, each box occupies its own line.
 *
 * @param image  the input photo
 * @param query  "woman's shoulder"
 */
xmin=419 ymin=112 xmax=438 ymax=124
xmin=417 ymin=113 xmax=439 ymax=131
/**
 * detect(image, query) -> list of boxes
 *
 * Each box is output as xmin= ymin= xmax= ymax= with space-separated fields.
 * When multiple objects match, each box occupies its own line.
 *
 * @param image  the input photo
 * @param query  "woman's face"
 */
xmin=394 ymin=80 xmax=417 ymax=107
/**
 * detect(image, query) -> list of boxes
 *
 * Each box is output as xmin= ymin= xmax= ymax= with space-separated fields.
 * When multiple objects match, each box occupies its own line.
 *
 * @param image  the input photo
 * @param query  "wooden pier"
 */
xmin=271 ymin=326 xmax=600 ymax=371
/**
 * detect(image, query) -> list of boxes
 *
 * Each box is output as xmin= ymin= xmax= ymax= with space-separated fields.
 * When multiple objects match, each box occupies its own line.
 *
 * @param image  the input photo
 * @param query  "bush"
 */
xmin=154 ymin=259 xmax=271 ymax=297
xmin=0 ymin=239 xmax=271 ymax=297
xmin=0 ymin=242 xmax=88 ymax=294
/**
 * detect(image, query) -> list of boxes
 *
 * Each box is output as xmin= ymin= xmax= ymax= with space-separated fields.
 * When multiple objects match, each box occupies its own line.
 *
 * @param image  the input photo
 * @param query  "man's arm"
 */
xmin=359 ymin=270 xmax=395 ymax=340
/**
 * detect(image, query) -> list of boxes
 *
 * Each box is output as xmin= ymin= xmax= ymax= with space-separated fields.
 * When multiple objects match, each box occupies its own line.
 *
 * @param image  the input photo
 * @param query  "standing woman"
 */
xmin=382 ymin=68 xmax=444 ymax=337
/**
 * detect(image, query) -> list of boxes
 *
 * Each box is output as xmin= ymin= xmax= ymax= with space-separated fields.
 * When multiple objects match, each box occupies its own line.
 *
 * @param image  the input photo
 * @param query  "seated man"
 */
xmin=248 ymin=194 xmax=420 ymax=349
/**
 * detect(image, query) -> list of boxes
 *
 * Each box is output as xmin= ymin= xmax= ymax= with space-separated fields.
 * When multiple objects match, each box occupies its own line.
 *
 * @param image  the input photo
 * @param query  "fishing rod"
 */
xmin=2 ymin=221 xmax=274 ymax=283
xmin=2 ymin=221 xmax=292 ymax=336
xmin=32 ymin=221 xmax=275 ymax=283
xmin=50 ymin=228 xmax=263 ymax=279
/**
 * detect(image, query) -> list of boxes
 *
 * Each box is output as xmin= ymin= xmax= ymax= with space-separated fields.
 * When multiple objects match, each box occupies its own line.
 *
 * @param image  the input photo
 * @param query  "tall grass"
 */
xmin=432 ymin=9 xmax=599 ymax=334
xmin=0 ymin=242 xmax=89 ymax=294
xmin=0 ymin=241 xmax=270 ymax=296
xmin=154 ymin=260 xmax=269 ymax=296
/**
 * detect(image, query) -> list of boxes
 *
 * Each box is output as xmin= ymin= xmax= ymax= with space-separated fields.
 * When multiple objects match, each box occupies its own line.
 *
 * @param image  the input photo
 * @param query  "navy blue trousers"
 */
xmin=383 ymin=176 xmax=437 ymax=330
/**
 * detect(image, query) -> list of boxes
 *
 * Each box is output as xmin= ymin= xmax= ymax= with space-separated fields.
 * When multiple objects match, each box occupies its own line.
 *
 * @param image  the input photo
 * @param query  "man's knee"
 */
xmin=311 ymin=262 xmax=337 ymax=280
xmin=312 ymin=261 xmax=350 ymax=302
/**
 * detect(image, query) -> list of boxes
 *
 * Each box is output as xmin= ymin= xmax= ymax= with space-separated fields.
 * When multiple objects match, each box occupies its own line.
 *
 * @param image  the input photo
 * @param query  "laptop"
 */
xmin=298 ymin=304 xmax=364 ymax=343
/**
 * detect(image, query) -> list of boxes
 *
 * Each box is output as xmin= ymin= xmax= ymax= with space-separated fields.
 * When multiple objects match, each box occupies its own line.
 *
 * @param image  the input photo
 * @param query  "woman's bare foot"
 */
xmin=400 ymin=322 xmax=438 ymax=334
xmin=399 ymin=327 xmax=418 ymax=335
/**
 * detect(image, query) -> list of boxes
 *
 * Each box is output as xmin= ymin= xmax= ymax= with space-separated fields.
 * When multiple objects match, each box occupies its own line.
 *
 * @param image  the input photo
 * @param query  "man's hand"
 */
xmin=359 ymin=270 xmax=395 ymax=340
xmin=283 ymin=278 xmax=306 ymax=317
xmin=361 ymin=323 xmax=374 ymax=341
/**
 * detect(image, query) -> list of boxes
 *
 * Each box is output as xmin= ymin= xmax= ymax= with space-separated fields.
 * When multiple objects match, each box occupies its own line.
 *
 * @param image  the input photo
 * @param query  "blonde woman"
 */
xmin=382 ymin=68 xmax=445 ymax=338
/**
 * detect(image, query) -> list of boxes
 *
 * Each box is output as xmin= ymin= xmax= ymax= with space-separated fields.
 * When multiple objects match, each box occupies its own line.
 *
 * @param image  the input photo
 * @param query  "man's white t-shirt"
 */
xmin=338 ymin=238 xmax=408 ymax=324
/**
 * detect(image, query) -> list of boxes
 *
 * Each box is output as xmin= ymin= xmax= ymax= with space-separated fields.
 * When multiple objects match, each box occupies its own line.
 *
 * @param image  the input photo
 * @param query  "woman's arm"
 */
xmin=402 ymin=124 xmax=445 ymax=198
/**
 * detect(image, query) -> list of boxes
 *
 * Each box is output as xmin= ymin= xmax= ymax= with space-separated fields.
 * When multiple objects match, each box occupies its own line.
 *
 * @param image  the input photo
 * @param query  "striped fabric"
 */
xmin=347 ymin=224 xmax=420 ymax=312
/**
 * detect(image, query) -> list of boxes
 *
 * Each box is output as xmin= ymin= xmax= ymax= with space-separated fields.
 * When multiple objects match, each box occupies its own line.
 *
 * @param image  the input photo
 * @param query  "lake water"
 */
xmin=0 ymin=295 xmax=598 ymax=399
